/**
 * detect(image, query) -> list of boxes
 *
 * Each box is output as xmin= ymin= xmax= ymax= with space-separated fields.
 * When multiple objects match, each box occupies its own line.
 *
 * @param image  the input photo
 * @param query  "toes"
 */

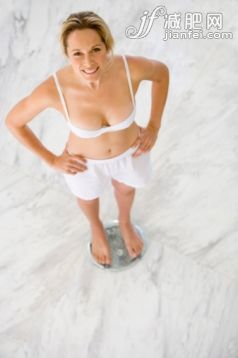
xmin=98 ymin=254 xmax=111 ymax=267
xmin=127 ymin=247 xmax=135 ymax=257
xmin=131 ymin=245 xmax=142 ymax=258
xmin=90 ymin=243 xmax=111 ymax=267
xmin=131 ymin=247 xmax=142 ymax=260
xmin=133 ymin=250 xmax=140 ymax=258
xmin=104 ymin=255 xmax=112 ymax=266
xmin=102 ymin=256 xmax=108 ymax=265
xmin=130 ymin=250 xmax=139 ymax=258
xmin=101 ymin=253 xmax=111 ymax=264
xmin=102 ymin=255 xmax=111 ymax=268
xmin=103 ymin=264 xmax=111 ymax=268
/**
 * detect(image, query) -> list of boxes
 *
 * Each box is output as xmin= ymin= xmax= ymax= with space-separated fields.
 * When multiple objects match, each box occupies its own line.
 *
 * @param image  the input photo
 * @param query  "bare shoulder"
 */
xmin=5 ymin=72 xmax=63 ymax=127
xmin=124 ymin=54 xmax=169 ymax=82
xmin=28 ymin=74 xmax=59 ymax=108
xmin=29 ymin=63 xmax=72 ymax=104
xmin=25 ymin=67 xmax=70 ymax=111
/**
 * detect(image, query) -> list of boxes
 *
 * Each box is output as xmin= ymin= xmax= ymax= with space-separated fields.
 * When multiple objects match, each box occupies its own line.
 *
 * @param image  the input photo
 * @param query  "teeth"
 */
xmin=83 ymin=67 xmax=98 ymax=74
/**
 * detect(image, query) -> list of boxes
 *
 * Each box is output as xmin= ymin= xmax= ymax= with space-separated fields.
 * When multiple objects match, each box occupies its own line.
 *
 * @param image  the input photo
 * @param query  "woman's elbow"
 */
xmin=5 ymin=113 xmax=15 ymax=129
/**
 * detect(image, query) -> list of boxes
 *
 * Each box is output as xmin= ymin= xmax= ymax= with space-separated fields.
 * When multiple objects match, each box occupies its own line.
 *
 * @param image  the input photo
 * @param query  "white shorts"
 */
xmin=63 ymin=146 xmax=153 ymax=200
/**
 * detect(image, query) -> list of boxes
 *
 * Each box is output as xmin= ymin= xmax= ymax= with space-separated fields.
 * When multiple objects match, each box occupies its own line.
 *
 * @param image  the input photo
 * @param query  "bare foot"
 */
xmin=90 ymin=222 xmax=112 ymax=266
xmin=119 ymin=220 xmax=144 ymax=259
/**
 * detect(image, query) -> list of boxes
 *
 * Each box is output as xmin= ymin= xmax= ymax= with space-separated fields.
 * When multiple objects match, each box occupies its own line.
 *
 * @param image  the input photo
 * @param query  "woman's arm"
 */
xmin=5 ymin=79 xmax=56 ymax=166
xmin=131 ymin=55 xmax=169 ymax=133
xmin=129 ymin=56 xmax=169 ymax=156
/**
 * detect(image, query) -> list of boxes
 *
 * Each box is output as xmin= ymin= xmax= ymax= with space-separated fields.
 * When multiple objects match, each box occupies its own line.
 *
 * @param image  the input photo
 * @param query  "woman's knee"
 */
xmin=76 ymin=196 xmax=99 ymax=206
xmin=111 ymin=179 xmax=135 ymax=195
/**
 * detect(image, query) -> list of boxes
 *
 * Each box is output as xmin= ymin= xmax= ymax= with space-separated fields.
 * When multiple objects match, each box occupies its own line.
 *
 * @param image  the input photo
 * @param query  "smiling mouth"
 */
xmin=82 ymin=67 xmax=99 ymax=75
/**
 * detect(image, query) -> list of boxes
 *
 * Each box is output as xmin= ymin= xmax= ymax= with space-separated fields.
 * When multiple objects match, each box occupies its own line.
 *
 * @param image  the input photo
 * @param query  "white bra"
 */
xmin=52 ymin=55 xmax=136 ymax=139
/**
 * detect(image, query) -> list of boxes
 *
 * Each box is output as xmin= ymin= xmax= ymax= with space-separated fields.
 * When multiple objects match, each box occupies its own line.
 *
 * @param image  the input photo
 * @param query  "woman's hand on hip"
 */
xmin=51 ymin=146 xmax=88 ymax=175
xmin=131 ymin=125 xmax=159 ymax=157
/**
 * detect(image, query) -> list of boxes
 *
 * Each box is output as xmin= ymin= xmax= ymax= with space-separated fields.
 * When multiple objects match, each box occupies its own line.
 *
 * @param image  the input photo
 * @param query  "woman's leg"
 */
xmin=111 ymin=179 xmax=144 ymax=258
xmin=76 ymin=197 xmax=101 ymax=225
xmin=76 ymin=197 xmax=112 ymax=265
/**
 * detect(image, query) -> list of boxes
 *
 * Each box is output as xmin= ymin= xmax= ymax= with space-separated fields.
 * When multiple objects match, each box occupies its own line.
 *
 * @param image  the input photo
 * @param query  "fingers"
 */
xmin=130 ymin=126 xmax=143 ymax=148
xmin=67 ymin=151 xmax=87 ymax=165
xmin=131 ymin=137 xmax=140 ymax=148
xmin=66 ymin=166 xmax=87 ymax=174
xmin=75 ymin=154 xmax=87 ymax=163
xmin=65 ymin=146 xmax=87 ymax=162
xmin=65 ymin=151 xmax=88 ymax=174
xmin=132 ymin=147 xmax=144 ymax=157
xmin=68 ymin=158 xmax=87 ymax=172
xmin=132 ymin=139 xmax=152 ymax=157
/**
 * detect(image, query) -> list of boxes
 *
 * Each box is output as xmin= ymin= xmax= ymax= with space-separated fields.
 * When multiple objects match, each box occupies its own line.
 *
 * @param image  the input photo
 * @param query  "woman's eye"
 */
xmin=73 ymin=48 xmax=100 ymax=57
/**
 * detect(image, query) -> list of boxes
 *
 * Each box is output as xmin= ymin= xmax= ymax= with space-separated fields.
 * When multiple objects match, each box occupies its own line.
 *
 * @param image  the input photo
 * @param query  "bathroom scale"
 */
xmin=88 ymin=219 xmax=147 ymax=271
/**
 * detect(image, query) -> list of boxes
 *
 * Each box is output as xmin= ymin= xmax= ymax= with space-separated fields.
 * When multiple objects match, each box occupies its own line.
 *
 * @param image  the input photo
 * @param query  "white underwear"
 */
xmin=63 ymin=146 xmax=153 ymax=200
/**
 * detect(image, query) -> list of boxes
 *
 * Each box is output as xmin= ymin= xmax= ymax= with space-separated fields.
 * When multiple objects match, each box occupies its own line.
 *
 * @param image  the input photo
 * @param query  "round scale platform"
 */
xmin=88 ymin=219 xmax=147 ymax=271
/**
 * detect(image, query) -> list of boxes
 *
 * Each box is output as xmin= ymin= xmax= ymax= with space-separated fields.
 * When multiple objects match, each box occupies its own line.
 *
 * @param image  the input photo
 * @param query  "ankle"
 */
xmin=118 ymin=217 xmax=131 ymax=225
xmin=90 ymin=219 xmax=103 ymax=229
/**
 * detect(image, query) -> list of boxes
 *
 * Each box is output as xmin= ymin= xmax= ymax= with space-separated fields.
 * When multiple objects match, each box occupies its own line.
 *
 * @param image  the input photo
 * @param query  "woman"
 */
xmin=5 ymin=11 xmax=169 ymax=268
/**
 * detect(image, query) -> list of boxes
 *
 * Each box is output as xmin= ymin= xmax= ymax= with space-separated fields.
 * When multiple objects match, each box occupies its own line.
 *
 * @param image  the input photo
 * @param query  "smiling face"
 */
xmin=66 ymin=28 xmax=112 ymax=82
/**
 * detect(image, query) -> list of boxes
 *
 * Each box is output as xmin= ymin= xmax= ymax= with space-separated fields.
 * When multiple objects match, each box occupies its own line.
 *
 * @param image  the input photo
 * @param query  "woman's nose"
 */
xmin=83 ymin=54 xmax=94 ymax=67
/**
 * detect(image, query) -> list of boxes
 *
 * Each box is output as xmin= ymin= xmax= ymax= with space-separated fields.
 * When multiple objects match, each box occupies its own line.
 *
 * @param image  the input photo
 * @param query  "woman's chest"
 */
xmin=61 ymin=76 xmax=139 ymax=129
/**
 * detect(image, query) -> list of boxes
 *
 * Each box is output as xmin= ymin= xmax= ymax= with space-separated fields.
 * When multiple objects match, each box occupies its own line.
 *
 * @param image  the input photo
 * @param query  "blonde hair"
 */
xmin=60 ymin=11 xmax=115 ymax=56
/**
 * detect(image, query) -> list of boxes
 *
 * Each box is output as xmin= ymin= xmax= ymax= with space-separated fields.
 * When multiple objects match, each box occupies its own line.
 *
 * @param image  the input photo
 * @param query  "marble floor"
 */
xmin=1 ymin=150 xmax=238 ymax=358
xmin=1 ymin=1 xmax=238 ymax=357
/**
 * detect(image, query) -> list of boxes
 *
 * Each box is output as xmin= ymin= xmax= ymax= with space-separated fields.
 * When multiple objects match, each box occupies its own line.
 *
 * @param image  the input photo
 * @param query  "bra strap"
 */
xmin=122 ymin=55 xmax=136 ymax=108
xmin=52 ymin=73 xmax=70 ymax=121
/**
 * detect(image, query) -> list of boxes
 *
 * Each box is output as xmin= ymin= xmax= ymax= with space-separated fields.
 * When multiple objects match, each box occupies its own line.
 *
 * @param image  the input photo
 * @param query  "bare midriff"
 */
xmin=54 ymin=55 xmax=141 ymax=160
xmin=66 ymin=121 xmax=140 ymax=160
